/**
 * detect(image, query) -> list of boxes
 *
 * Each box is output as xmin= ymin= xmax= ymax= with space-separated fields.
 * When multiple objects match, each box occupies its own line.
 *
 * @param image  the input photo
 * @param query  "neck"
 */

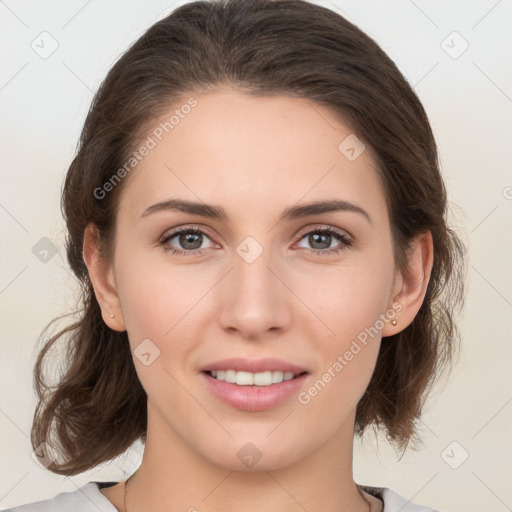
xmin=120 ymin=405 xmax=373 ymax=512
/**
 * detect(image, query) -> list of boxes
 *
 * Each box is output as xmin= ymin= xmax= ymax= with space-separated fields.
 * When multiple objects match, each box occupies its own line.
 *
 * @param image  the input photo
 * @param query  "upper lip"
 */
xmin=200 ymin=357 xmax=308 ymax=374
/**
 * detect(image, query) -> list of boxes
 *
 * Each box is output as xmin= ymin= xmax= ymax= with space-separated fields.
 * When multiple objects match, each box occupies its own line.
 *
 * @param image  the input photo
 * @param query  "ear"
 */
xmin=82 ymin=223 xmax=126 ymax=332
xmin=382 ymin=230 xmax=434 ymax=337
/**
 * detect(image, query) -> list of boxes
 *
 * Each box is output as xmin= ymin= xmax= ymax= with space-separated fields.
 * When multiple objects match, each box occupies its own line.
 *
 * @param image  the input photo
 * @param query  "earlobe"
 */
xmin=82 ymin=223 xmax=126 ymax=332
xmin=382 ymin=231 xmax=434 ymax=337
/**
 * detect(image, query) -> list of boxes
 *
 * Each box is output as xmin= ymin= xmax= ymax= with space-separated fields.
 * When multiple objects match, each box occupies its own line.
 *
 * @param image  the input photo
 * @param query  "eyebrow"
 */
xmin=141 ymin=198 xmax=372 ymax=224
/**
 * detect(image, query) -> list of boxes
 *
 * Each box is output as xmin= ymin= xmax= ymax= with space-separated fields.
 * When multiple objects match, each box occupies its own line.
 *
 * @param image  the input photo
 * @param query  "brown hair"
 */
xmin=31 ymin=0 xmax=466 ymax=475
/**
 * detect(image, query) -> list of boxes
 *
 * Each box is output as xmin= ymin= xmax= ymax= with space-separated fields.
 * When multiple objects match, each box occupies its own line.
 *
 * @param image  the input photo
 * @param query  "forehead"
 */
xmin=118 ymin=89 xmax=387 ymax=224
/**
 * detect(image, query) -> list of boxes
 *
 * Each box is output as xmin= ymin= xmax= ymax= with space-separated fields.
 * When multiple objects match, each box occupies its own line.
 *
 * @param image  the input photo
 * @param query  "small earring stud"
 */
xmin=109 ymin=313 xmax=115 ymax=318
xmin=391 ymin=319 xmax=397 ymax=326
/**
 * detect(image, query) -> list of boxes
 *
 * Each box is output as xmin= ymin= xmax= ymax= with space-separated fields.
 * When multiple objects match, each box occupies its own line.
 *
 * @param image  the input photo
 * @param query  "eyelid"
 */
xmin=294 ymin=223 xmax=352 ymax=240
xmin=159 ymin=223 xmax=218 ymax=243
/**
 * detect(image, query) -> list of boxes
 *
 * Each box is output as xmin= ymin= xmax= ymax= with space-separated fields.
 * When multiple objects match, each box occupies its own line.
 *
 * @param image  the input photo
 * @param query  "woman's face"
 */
xmin=107 ymin=89 xmax=401 ymax=471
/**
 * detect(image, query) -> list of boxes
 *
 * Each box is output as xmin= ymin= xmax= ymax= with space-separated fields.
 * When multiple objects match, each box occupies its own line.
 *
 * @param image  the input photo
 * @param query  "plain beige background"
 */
xmin=1 ymin=0 xmax=511 ymax=511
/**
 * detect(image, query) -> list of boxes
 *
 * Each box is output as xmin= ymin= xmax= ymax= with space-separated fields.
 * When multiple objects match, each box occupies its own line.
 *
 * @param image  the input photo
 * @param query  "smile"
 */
xmin=209 ymin=369 xmax=303 ymax=386
xmin=201 ymin=371 xmax=309 ymax=411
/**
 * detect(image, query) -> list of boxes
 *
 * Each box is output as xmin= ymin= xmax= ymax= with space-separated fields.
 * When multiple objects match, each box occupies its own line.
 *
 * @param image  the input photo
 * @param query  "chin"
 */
xmin=197 ymin=434 xmax=309 ymax=473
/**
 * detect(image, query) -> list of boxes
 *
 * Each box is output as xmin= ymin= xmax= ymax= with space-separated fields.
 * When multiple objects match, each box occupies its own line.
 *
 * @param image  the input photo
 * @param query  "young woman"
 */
xmin=9 ymin=0 xmax=466 ymax=510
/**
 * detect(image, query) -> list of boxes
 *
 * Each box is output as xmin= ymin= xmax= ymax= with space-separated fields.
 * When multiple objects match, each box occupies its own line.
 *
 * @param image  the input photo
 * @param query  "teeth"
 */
xmin=210 ymin=369 xmax=298 ymax=386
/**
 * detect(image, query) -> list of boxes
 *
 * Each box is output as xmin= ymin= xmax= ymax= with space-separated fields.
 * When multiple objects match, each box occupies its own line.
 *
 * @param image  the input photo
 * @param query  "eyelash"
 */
xmin=158 ymin=225 xmax=353 ymax=257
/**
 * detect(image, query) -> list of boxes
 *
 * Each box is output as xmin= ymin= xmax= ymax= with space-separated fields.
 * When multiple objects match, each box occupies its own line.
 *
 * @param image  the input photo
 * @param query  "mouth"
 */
xmin=200 ymin=368 xmax=310 ymax=412
xmin=203 ymin=369 xmax=309 ymax=386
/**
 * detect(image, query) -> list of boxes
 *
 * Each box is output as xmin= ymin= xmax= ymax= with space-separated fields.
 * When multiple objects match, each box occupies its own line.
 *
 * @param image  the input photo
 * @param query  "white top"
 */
xmin=5 ymin=481 xmax=440 ymax=511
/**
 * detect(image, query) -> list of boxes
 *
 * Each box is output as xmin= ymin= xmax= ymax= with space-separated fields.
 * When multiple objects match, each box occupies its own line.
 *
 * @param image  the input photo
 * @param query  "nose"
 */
xmin=217 ymin=241 xmax=292 ymax=340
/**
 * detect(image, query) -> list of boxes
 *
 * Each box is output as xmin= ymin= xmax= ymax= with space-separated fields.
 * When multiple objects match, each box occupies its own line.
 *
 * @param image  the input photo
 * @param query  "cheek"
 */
xmin=294 ymin=250 xmax=394 ymax=343
xmin=114 ymin=244 xmax=208 ymax=341
xmin=114 ymin=261 xmax=206 ymax=402
xmin=295 ymin=278 xmax=387 ymax=430
xmin=293 ymin=251 xmax=393 ymax=407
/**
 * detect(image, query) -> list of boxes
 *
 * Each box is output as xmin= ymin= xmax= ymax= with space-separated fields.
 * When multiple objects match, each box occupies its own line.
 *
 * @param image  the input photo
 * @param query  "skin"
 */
xmin=83 ymin=89 xmax=433 ymax=512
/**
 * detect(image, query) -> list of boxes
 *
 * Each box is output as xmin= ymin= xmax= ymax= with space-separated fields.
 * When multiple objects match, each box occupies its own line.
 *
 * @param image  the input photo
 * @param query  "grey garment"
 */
xmin=5 ymin=481 xmax=441 ymax=512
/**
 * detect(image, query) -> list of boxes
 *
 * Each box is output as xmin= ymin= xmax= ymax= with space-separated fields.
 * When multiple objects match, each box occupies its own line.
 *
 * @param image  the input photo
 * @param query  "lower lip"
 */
xmin=201 ymin=371 xmax=309 ymax=412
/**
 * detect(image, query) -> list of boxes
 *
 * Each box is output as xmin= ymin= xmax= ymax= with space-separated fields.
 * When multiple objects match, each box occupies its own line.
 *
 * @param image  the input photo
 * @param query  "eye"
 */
xmin=159 ymin=225 xmax=353 ymax=257
xmin=295 ymin=226 xmax=352 ymax=256
xmin=159 ymin=226 xmax=216 ymax=256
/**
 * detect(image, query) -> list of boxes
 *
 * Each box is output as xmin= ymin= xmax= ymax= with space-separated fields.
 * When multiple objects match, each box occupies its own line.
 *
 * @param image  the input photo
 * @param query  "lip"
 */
xmin=201 ymin=371 xmax=310 ymax=412
xmin=200 ymin=357 xmax=308 ymax=374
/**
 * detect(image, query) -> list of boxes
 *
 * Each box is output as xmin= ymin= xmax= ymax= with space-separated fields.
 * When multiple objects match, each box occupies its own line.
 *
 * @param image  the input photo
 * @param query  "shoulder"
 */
xmin=360 ymin=484 xmax=442 ymax=512
xmin=5 ymin=482 xmax=118 ymax=512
